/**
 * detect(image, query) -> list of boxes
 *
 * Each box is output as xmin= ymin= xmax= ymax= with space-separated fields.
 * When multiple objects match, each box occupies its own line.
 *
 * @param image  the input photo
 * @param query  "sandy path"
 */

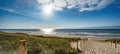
xmin=70 ymin=38 xmax=120 ymax=54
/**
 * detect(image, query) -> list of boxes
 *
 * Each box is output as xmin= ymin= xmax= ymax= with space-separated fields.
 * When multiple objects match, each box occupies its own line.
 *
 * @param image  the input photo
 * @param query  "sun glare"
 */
xmin=41 ymin=28 xmax=54 ymax=34
xmin=43 ymin=4 xmax=53 ymax=16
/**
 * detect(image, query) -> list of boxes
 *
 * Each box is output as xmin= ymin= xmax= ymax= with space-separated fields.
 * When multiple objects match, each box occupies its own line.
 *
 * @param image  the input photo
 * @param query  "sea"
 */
xmin=0 ymin=29 xmax=120 ymax=38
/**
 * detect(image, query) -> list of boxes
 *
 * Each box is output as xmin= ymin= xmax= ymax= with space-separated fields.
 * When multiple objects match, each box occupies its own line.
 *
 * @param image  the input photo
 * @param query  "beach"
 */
xmin=0 ymin=32 xmax=120 ymax=54
xmin=1 ymin=0 xmax=120 ymax=54
xmin=70 ymin=38 xmax=120 ymax=54
xmin=42 ymin=34 xmax=120 ymax=54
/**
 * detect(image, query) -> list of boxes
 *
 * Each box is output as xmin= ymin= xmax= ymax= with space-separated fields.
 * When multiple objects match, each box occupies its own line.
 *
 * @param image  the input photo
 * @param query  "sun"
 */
xmin=43 ymin=4 xmax=53 ymax=16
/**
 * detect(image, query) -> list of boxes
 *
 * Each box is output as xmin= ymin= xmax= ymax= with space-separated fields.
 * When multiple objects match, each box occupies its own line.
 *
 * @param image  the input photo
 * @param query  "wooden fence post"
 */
xmin=20 ymin=39 xmax=27 ymax=54
xmin=67 ymin=38 xmax=71 ymax=54
xmin=110 ymin=41 xmax=112 ymax=46
xmin=76 ymin=39 xmax=79 ymax=52
xmin=115 ymin=40 xmax=117 ymax=48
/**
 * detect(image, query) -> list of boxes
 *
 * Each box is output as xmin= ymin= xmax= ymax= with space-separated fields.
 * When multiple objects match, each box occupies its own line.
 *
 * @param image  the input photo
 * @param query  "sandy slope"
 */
xmin=70 ymin=38 xmax=120 ymax=54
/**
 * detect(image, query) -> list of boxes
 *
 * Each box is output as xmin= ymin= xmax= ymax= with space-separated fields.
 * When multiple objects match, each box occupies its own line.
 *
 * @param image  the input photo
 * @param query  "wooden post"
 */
xmin=82 ymin=38 xmax=85 ymax=48
xmin=115 ymin=40 xmax=117 ymax=48
xmin=77 ymin=39 xmax=79 ymax=52
xmin=20 ymin=39 xmax=27 ymax=54
xmin=110 ymin=41 xmax=112 ymax=46
xmin=77 ymin=38 xmax=80 ymax=52
xmin=67 ymin=38 xmax=70 ymax=54
xmin=80 ymin=40 xmax=82 ymax=49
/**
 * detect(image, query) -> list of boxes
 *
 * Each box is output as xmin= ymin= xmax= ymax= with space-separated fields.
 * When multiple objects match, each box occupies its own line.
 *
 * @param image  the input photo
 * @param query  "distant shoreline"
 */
xmin=1 ymin=31 xmax=120 ymax=39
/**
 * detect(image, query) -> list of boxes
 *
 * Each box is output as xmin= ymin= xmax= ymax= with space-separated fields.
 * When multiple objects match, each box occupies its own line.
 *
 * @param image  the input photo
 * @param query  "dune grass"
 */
xmin=0 ymin=32 xmax=80 ymax=54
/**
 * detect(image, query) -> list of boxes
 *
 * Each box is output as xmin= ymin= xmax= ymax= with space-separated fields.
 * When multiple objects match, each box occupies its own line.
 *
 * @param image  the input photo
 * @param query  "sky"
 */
xmin=0 ymin=0 xmax=120 ymax=29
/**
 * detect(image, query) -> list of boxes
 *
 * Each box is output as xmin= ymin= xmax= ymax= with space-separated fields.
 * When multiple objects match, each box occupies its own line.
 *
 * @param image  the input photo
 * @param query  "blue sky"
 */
xmin=0 ymin=0 xmax=120 ymax=29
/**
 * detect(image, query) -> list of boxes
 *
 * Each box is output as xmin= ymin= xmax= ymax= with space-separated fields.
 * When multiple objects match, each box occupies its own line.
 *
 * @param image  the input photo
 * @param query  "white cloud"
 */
xmin=36 ymin=0 xmax=114 ymax=12
xmin=36 ymin=0 xmax=52 ymax=4
xmin=53 ymin=7 xmax=63 ymax=11
xmin=53 ymin=0 xmax=66 ymax=8
xmin=0 ymin=7 xmax=17 ymax=13
xmin=0 ymin=7 xmax=41 ymax=19
xmin=66 ymin=0 xmax=77 ymax=9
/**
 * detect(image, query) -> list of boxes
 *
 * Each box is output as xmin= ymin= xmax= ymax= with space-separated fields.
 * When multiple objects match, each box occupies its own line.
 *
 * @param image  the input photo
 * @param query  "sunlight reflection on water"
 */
xmin=40 ymin=28 xmax=55 ymax=34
